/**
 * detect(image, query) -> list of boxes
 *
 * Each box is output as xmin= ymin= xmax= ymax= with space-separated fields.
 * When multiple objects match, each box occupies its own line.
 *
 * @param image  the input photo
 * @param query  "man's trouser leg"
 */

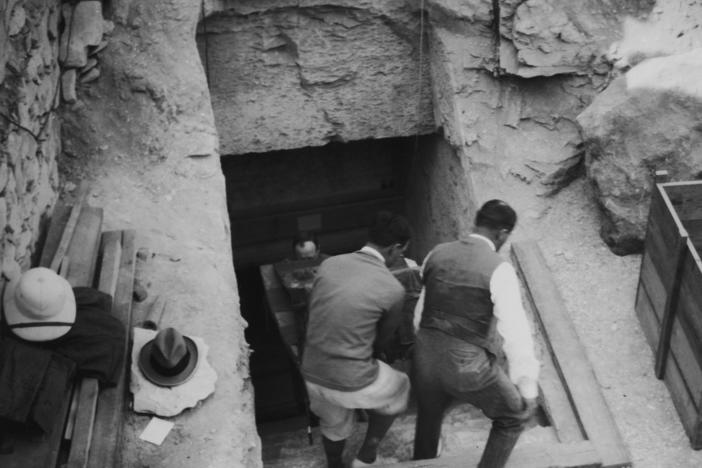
xmin=412 ymin=331 xmax=451 ymax=460
xmin=463 ymin=368 xmax=533 ymax=468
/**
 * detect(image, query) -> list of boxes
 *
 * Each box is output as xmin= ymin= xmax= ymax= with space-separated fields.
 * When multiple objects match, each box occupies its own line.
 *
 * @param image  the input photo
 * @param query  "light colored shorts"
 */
xmin=305 ymin=361 xmax=410 ymax=441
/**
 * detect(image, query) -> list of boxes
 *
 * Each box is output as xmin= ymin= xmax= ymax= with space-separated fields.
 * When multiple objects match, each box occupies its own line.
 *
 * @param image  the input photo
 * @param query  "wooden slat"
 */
xmin=654 ymin=233 xmax=688 ymax=378
xmin=520 ymin=280 xmax=585 ymax=443
xmin=0 ymin=203 xmax=102 ymax=468
xmin=379 ymin=440 xmax=601 ymax=468
xmin=87 ymin=230 xmax=137 ymax=468
xmin=39 ymin=203 xmax=71 ymax=267
xmin=232 ymin=196 xmax=404 ymax=247
xmin=511 ymin=241 xmax=631 ymax=467
xmin=65 ymin=232 xmax=122 ymax=468
xmin=635 ymin=284 xmax=661 ymax=351
xmin=665 ymin=181 xmax=702 ymax=220
xmin=64 ymin=207 xmax=103 ymax=288
xmin=635 ymin=274 xmax=702 ymax=448
xmin=65 ymin=380 xmax=99 ymax=468
xmin=638 ymin=252 xmax=667 ymax=320
xmin=683 ymin=218 xmax=702 ymax=252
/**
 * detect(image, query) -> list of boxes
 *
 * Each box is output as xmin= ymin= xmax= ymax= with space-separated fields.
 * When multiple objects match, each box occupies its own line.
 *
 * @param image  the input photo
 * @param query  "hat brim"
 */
xmin=3 ymin=275 xmax=76 ymax=342
xmin=138 ymin=335 xmax=199 ymax=387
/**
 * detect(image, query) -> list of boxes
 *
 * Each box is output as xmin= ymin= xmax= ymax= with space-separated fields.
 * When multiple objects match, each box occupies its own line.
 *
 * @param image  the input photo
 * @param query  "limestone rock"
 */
xmin=60 ymin=1 xmax=104 ymax=68
xmin=8 ymin=4 xmax=26 ymax=36
xmin=499 ymin=0 xmax=655 ymax=78
xmin=79 ymin=66 xmax=100 ymax=83
xmin=578 ymin=48 xmax=702 ymax=255
xmin=130 ymin=328 xmax=218 ymax=418
xmin=202 ymin=4 xmax=434 ymax=155
xmin=61 ymin=69 xmax=77 ymax=103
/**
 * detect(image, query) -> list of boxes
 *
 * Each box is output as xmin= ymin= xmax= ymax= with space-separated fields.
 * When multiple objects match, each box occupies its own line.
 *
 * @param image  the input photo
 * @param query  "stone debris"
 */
xmin=79 ymin=67 xmax=100 ymax=84
xmin=58 ymin=0 xmax=109 ymax=103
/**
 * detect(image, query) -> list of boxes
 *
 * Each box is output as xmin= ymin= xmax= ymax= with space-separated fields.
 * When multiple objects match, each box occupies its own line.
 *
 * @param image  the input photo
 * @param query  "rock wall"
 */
xmin=200 ymin=0 xmax=434 ymax=155
xmin=578 ymin=1 xmax=702 ymax=254
xmin=406 ymin=133 xmax=475 ymax=259
xmin=0 ymin=0 xmax=61 ymax=271
xmin=57 ymin=0 xmax=261 ymax=467
xmin=425 ymin=0 xmax=654 ymax=244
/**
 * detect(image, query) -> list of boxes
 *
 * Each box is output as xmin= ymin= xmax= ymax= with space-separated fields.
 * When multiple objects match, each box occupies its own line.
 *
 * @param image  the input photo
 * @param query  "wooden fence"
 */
xmin=635 ymin=178 xmax=702 ymax=448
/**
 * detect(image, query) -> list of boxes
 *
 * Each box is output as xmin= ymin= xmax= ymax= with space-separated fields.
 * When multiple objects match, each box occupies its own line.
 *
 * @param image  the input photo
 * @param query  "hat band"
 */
xmin=9 ymin=321 xmax=74 ymax=329
xmin=150 ymin=351 xmax=191 ymax=377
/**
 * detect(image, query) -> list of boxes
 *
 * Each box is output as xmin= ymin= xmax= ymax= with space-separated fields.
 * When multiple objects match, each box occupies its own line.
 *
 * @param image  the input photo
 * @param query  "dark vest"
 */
xmin=420 ymin=237 xmax=504 ymax=356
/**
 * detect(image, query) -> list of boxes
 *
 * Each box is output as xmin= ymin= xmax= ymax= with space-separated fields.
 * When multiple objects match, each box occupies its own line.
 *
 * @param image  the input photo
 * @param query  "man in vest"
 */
xmin=412 ymin=200 xmax=540 ymax=467
xmin=301 ymin=211 xmax=412 ymax=468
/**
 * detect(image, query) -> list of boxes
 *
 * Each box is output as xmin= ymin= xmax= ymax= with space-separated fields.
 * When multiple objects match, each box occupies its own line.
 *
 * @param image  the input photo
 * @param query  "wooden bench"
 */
xmin=0 ymin=197 xmax=137 ymax=468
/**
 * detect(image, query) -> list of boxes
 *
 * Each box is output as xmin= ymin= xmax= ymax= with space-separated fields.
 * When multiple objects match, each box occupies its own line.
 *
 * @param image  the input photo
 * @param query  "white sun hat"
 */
xmin=3 ymin=267 xmax=76 ymax=341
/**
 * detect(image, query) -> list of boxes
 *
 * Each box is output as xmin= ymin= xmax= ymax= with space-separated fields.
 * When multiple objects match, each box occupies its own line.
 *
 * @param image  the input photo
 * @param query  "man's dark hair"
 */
xmin=292 ymin=231 xmax=319 ymax=251
xmin=475 ymin=200 xmax=517 ymax=232
xmin=368 ymin=211 xmax=412 ymax=247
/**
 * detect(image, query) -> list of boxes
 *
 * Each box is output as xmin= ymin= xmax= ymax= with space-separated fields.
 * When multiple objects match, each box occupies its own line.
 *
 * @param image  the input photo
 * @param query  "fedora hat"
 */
xmin=3 ymin=267 xmax=76 ymax=341
xmin=138 ymin=327 xmax=199 ymax=387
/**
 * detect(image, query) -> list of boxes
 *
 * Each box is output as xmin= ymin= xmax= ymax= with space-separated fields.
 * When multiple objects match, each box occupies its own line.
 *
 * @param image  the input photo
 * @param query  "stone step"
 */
xmin=261 ymin=405 xmax=559 ymax=468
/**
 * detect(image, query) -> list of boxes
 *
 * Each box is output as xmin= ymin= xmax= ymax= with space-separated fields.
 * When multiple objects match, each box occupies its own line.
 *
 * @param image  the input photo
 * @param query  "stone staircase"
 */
xmin=261 ymin=403 xmax=558 ymax=468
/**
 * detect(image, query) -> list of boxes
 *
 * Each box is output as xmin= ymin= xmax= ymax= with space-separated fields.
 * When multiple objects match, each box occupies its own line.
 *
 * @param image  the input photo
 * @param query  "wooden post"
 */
xmin=655 ymin=232 xmax=689 ymax=379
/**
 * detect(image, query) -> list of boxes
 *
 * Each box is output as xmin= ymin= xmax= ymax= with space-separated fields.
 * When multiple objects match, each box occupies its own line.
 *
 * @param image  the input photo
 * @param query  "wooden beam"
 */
xmin=65 ymin=207 xmax=103 ymax=288
xmin=88 ymin=230 xmax=137 ymax=468
xmin=511 ymin=241 xmax=631 ymax=468
xmin=39 ymin=203 xmax=71 ymax=267
xmin=378 ymin=440 xmax=601 ymax=468
xmin=49 ymin=185 xmax=88 ymax=272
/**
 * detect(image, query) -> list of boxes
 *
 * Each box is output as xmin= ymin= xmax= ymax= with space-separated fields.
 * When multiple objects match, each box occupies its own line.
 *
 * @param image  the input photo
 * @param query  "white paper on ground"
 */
xmin=139 ymin=417 xmax=174 ymax=445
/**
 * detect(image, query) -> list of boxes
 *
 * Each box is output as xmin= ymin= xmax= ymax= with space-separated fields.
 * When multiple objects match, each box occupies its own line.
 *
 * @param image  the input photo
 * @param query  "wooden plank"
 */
xmin=39 ymin=203 xmax=71 ymax=267
xmin=64 ymin=207 xmax=103 ymax=288
xmin=65 ymin=380 xmax=99 ymax=468
xmin=88 ymin=230 xmax=137 ymax=468
xmin=379 ymin=440 xmax=601 ymax=468
xmin=0 ymin=204 xmax=101 ymax=468
xmin=65 ymin=233 xmax=122 ymax=468
xmin=637 ymin=280 xmax=702 ymax=398
xmin=654 ymin=232 xmax=688 ymax=378
xmin=645 ymin=209 xmax=679 ymax=284
xmin=664 ymin=181 xmax=702 ymax=221
xmin=511 ymin=241 xmax=631 ymax=467
xmin=231 ymin=195 xmax=404 ymax=247
xmin=634 ymin=275 xmax=702 ymax=448
xmin=50 ymin=202 xmax=83 ymax=272
xmin=638 ymin=252 xmax=667 ymax=320
xmin=635 ymin=284 xmax=660 ymax=351
xmin=519 ymin=278 xmax=584 ymax=443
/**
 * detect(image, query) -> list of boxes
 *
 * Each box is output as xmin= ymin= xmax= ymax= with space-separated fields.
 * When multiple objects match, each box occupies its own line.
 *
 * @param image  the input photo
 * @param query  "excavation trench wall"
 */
xmin=0 ymin=0 xmax=668 ymax=467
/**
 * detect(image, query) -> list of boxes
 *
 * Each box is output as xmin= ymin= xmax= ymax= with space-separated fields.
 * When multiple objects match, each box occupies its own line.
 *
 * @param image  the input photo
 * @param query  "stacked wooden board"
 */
xmin=0 ymin=198 xmax=137 ymax=468
xmin=635 ymin=178 xmax=702 ymax=448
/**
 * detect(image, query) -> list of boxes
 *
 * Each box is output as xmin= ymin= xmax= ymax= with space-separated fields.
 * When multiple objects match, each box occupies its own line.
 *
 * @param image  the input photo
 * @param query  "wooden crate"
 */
xmin=635 ymin=178 xmax=702 ymax=448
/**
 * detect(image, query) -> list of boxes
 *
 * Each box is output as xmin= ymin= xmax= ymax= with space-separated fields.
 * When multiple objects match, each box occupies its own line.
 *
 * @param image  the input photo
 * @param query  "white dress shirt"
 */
xmin=414 ymin=234 xmax=541 ymax=399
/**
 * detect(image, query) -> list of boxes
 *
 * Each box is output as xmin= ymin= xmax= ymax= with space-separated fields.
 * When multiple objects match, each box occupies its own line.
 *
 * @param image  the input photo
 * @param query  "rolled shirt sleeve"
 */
xmin=490 ymin=262 xmax=541 ymax=399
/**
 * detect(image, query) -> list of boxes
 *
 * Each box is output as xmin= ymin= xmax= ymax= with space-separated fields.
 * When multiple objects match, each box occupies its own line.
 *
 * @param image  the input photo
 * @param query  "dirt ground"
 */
xmin=260 ymin=176 xmax=702 ymax=468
